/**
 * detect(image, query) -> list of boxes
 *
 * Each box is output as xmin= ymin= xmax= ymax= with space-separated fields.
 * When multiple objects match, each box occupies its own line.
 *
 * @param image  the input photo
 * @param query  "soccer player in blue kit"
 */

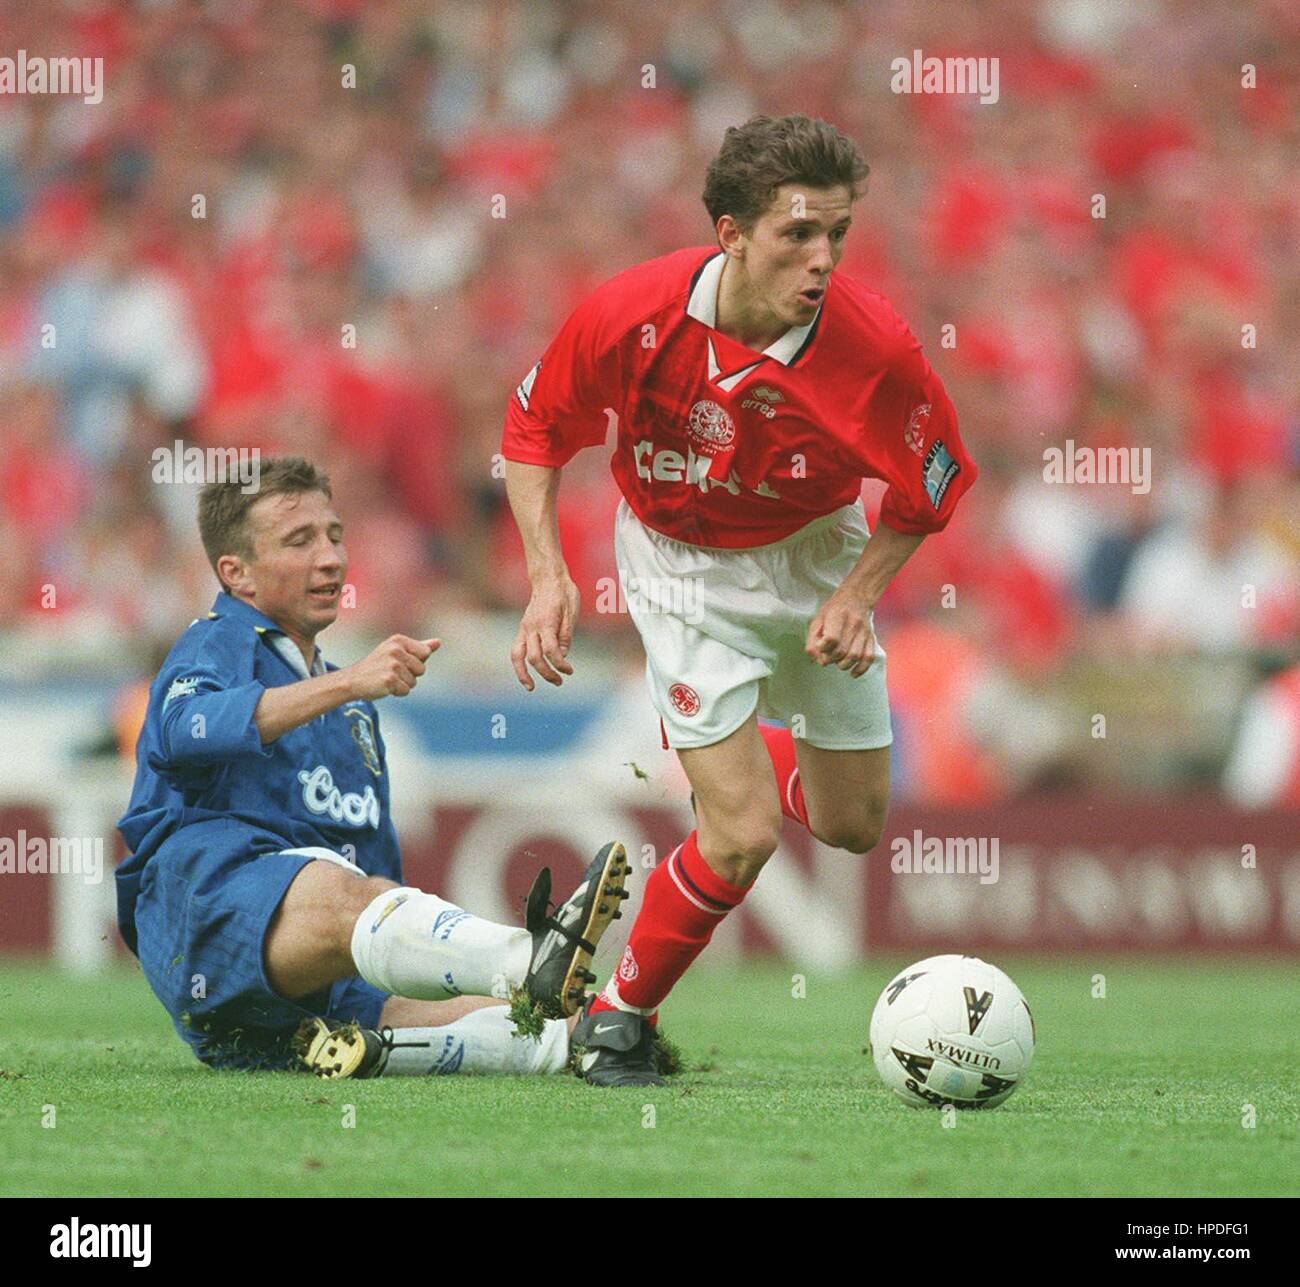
xmin=117 ymin=457 xmax=628 ymax=1078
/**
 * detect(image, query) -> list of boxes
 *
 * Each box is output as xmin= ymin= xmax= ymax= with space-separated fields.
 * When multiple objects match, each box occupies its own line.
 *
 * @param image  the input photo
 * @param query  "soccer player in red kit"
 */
xmin=502 ymin=115 xmax=976 ymax=1086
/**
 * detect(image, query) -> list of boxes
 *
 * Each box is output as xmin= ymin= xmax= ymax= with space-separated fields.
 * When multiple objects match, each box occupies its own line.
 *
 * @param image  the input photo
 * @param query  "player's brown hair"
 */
xmin=702 ymin=114 xmax=870 ymax=232
xmin=198 ymin=456 xmax=333 ymax=591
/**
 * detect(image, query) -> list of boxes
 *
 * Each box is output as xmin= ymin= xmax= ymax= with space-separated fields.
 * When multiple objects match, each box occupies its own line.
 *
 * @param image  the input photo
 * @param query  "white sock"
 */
xmin=379 ymin=1009 xmax=569 ymax=1076
xmin=350 ymin=887 xmax=532 ymax=1001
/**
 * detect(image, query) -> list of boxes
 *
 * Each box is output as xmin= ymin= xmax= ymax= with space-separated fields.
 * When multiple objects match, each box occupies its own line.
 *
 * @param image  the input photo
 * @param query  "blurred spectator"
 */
xmin=1118 ymin=482 xmax=1297 ymax=654
xmin=1223 ymin=663 xmax=1300 ymax=809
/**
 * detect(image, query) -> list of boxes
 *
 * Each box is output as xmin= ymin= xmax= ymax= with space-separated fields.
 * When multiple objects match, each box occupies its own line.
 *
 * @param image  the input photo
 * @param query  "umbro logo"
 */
xmin=163 ymin=675 xmax=200 ymax=708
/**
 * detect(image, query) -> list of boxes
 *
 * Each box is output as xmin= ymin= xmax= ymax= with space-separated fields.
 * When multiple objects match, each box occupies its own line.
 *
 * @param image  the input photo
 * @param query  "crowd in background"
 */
xmin=1 ymin=0 xmax=1297 ymax=801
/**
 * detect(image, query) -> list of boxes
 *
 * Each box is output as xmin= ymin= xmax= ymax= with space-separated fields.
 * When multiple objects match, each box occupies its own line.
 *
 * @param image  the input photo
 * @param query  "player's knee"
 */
xmin=320 ymin=870 xmax=394 ymax=940
xmin=821 ymin=826 xmax=882 ymax=855
xmin=343 ymin=873 xmax=395 ymax=916
xmin=815 ymin=804 xmax=888 ymax=854
xmin=267 ymin=865 xmax=394 ymax=998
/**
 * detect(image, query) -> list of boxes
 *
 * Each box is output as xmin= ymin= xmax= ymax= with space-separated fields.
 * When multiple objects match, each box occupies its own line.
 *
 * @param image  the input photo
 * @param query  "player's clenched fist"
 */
xmin=512 ymin=574 xmax=579 ymax=691
xmin=806 ymin=588 xmax=878 ymax=678
xmin=346 ymin=634 xmax=441 ymax=700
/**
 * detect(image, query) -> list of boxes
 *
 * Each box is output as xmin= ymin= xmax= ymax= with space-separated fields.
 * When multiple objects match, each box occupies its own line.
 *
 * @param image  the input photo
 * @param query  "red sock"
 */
xmin=758 ymin=722 xmax=809 ymax=828
xmin=591 ymin=831 xmax=748 ymax=1016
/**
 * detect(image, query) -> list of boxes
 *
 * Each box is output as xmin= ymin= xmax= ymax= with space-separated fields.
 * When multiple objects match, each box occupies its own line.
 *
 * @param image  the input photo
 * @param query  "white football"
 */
xmin=868 ymin=954 xmax=1035 ymax=1109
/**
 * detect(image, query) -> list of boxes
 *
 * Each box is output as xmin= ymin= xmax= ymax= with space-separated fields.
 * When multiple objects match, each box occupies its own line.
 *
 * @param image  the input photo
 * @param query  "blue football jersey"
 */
xmin=116 ymin=591 xmax=402 ymax=954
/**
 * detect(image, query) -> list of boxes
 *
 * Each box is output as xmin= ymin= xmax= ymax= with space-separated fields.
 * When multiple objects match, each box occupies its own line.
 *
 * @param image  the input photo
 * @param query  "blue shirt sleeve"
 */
xmin=148 ymin=662 xmax=271 ymax=777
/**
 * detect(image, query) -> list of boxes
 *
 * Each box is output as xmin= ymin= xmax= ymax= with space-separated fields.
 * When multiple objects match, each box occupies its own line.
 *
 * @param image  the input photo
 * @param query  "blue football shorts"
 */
xmin=133 ymin=834 xmax=387 ymax=1070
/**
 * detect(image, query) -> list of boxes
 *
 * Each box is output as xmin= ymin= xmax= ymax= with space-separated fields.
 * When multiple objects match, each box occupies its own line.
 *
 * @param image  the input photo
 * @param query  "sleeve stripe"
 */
xmin=515 ymin=359 xmax=541 ymax=411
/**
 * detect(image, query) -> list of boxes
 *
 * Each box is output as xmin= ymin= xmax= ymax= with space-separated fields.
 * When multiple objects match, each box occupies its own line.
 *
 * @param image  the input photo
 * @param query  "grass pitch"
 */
xmin=1 ymin=957 xmax=1296 ymax=1197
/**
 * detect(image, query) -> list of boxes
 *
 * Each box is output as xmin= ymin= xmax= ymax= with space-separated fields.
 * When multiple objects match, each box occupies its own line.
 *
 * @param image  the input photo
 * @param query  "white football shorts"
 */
xmin=614 ymin=498 xmax=894 ymax=751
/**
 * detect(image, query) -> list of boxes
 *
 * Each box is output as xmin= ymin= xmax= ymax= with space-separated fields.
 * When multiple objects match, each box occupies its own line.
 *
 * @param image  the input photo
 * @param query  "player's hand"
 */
xmin=512 ymin=574 xmax=579 ymax=690
xmin=345 ymin=635 xmax=441 ymax=700
xmin=806 ymin=589 xmax=877 ymax=678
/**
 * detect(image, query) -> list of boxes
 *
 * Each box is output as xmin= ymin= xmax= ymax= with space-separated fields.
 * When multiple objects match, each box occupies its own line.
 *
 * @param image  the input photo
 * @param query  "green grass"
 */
xmin=1 ymin=957 xmax=1296 ymax=1197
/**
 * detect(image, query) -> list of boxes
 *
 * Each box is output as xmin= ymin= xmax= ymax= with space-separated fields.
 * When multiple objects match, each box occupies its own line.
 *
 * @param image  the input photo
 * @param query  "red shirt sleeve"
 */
xmin=862 ymin=324 xmax=977 ymax=536
xmin=501 ymin=289 xmax=621 ymax=467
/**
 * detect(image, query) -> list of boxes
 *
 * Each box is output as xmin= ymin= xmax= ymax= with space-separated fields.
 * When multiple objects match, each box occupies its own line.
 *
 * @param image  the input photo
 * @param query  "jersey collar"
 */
xmin=685 ymin=250 xmax=822 ymax=367
xmin=207 ymin=591 xmax=325 ymax=678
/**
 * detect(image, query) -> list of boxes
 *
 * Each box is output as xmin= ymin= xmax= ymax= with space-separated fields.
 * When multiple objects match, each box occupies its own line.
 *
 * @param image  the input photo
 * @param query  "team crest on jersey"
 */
xmin=904 ymin=403 xmax=931 ymax=456
xmin=345 ymin=708 xmax=382 ymax=777
xmin=686 ymin=399 xmax=735 ymax=456
xmin=669 ymin=683 xmax=700 ymax=717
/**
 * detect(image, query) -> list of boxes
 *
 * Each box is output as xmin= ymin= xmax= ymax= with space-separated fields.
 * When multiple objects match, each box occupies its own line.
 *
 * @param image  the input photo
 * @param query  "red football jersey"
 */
xmin=502 ymin=246 xmax=975 ymax=548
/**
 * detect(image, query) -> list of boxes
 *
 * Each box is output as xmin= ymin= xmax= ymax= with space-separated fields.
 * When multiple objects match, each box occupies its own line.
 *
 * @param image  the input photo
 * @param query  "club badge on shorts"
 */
xmin=669 ymin=683 xmax=700 ymax=717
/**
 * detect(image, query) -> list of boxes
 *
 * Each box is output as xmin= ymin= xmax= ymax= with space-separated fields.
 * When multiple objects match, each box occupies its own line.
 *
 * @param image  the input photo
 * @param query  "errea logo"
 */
xmin=741 ymin=385 xmax=784 ymax=419
xmin=50 ymin=1219 xmax=151 ymax=1267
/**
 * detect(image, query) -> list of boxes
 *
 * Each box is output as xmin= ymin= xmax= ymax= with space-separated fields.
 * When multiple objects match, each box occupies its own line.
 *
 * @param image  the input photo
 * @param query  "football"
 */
xmin=869 ymin=954 xmax=1035 ymax=1109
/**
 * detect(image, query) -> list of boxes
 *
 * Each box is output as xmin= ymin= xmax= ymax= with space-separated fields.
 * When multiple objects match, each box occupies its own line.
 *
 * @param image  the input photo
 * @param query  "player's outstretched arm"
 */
xmin=253 ymin=635 xmax=441 ymax=742
xmin=505 ymin=460 xmax=578 ymax=690
xmin=806 ymin=526 xmax=925 ymax=677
